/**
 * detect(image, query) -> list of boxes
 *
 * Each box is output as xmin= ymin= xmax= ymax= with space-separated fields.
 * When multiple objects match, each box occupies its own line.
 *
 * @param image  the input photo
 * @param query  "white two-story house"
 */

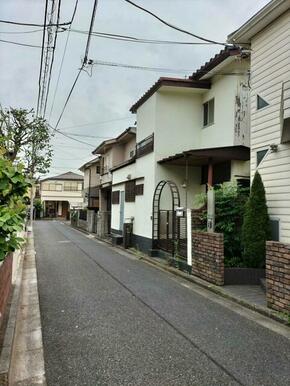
xmin=92 ymin=127 xmax=136 ymax=235
xmin=79 ymin=157 xmax=101 ymax=211
xmin=228 ymin=0 xmax=290 ymax=243
xmin=110 ymin=47 xmax=251 ymax=254
xmin=40 ymin=171 xmax=84 ymax=219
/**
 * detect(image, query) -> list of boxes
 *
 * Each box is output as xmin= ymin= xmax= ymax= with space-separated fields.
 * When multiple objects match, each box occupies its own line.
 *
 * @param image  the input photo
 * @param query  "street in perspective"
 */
xmin=0 ymin=0 xmax=289 ymax=385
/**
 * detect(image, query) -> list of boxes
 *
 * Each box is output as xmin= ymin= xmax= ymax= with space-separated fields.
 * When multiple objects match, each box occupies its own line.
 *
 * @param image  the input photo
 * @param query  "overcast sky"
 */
xmin=0 ymin=0 xmax=269 ymax=176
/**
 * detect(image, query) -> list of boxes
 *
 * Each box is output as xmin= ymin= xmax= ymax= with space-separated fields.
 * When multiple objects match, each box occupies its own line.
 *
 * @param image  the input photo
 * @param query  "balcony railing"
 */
xmin=136 ymin=133 xmax=154 ymax=158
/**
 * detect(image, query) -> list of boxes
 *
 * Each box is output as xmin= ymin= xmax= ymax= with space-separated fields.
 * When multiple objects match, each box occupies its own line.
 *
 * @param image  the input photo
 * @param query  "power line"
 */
xmin=83 ymin=0 xmax=98 ymax=63
xmin=43 ymin=0 xmax=62 ymax=117
xmin=0 ymin=18 xmax=71 ymax=28
xmin=0 ymin=28 xmax=43 ymax=34
xmin=49 ymin=124 xmax=96 ymax=147
xmin=59 ymin=116 xmax=132 ymax=130
xmin=122 ymin=0 xmax=228 ymax=46
xmin=0 ymin=38 xmax=41 ymax=48
xmin=53 ymin=66 xmax=84 ymax=129
xmin=36 ymin=0 xmax=49 ymax=116
xmin=60 ymin=132 xmax=111 ymax=139
xmin=71 ymin=28 xmax=213 ymax=45
xmin=52 ymin=0 xmax=99 ymax=130
xmin=89 ymin=59 xmax=247 ymax=76
xmin=91 ymin=59 xmax=192 ymax=74
xmin=48 ymin=0 xmax=79 ymax=121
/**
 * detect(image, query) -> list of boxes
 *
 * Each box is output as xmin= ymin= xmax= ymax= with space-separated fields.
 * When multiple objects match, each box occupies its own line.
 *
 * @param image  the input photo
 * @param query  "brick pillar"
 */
xmin=266 ymin=241 xmax=290 ymax=313
xmin=192 ymin=231 xmax=224 ymax=285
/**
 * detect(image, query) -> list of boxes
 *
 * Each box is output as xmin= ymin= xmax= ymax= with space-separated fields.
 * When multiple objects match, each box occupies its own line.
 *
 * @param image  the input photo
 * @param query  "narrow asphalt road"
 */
xmin=34 ymin=221 xmax=290 ymax=386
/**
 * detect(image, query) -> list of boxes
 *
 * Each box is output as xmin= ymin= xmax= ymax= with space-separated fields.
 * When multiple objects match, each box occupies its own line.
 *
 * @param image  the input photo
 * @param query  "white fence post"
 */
xmin=187 ymin=208 xmax=192 ymax=266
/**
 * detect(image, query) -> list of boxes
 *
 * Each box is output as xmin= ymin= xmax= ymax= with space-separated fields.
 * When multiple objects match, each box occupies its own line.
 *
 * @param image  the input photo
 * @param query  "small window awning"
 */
xmin=158 ymin=145 xmax=250 ymax=166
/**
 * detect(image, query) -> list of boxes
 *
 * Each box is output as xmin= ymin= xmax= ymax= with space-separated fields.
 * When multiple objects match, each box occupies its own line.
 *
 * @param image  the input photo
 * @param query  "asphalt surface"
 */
xmin=34 ymin=221 xmax=290 ymax=386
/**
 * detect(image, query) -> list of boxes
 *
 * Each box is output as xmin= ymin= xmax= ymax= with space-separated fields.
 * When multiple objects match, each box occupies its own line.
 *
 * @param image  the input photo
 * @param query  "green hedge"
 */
xmin=0 ymin=155 xmax=29 ymax=261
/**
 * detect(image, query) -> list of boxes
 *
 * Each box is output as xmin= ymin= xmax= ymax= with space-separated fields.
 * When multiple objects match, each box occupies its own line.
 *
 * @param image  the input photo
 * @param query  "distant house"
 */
xmin=228 ymin=0 xmax=290 ymax=243
xmin=110 ymin=48 xmax=251 ymax=253
xmin=79 ymin=157 xmax=101 ymax=211
xmin=40 ymin=171 xmax=84 ymax=218
xmin=92 ymin=127 xmax=136 ymax=236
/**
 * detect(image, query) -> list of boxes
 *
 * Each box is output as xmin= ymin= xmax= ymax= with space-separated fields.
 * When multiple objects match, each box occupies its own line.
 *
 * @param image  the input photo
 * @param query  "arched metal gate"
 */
xmin=152 ymin=180 xmax=180 ymax=255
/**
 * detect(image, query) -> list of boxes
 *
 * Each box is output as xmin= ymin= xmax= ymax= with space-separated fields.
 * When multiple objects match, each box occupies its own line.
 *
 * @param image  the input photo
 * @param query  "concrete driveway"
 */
xmin=34 ymin=220 xmax=290 ymax=386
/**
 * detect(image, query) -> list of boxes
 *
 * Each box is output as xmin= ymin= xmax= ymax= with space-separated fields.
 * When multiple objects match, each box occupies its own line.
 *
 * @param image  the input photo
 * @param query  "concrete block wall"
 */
xmin=0 ymin=254 xmax=13 ymax=328
xmin=266 ymin=241 xmax=290 ymax=313
xmin=192 ymin=231 xmax=224 ymax=285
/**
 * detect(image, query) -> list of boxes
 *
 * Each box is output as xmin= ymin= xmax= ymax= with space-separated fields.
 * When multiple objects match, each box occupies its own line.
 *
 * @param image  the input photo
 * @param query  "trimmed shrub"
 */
xmin=242 ymin=171 xmax=270 ymax=268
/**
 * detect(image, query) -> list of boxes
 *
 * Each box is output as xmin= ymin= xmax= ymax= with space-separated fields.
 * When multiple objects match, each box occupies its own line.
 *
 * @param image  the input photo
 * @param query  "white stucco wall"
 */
xmin=136 ymin=94 xmax=157 ymax=142
xmin=154 ymin=89 xmax=203 ymax=159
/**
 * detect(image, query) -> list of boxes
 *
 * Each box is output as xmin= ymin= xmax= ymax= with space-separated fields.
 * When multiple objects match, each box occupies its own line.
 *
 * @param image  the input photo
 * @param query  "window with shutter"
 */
xmin=125 ymin=180 xmax=136 ymax=202
xmin=112 ymin=191 xmax=120 ymax=204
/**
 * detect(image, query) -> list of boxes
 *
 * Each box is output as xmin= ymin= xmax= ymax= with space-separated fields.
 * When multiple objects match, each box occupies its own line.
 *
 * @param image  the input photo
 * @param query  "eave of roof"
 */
xmin=110 ymin=156 xmax=136 ymax=173
xmin=130 ymin=77 xmax=211 ymax=113
xmin=79 ymin=156 xmax=100 ymax=172
xmin=227 ymin=0 xmax=289 ymax=44
xmin=40 ymin=171 xmax=84 ymax=182
xmin=92 ymin=127 xmax=136 ymax=155
xmin=92 ymin=138 xmax=116 ymax=155
xmin=190 ymin=47 xmax=242 ymax=80
xmin=158 ymin=145 xmax=250 ymax=166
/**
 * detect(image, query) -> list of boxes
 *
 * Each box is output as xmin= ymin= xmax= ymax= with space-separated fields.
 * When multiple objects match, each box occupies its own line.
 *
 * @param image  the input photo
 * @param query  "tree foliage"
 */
xmin=0 ymin=152 xmax=30 ymax=261
xmin=242 ymin=171 xmax=270 ymax=268
xmin=214 ymin=183 xmax=249 ymax=263
xmin=0 ymin=107 xmax=53 ymax=175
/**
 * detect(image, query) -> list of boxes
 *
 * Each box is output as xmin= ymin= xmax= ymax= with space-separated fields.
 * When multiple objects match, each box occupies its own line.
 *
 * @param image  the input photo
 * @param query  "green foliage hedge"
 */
xmin=214 ymin=183 xmax=249 ymax=266
xmin=242 ymin=171 xmax=270 ymax=268
xmin=0 ymin=155 xmax=29 ymax=261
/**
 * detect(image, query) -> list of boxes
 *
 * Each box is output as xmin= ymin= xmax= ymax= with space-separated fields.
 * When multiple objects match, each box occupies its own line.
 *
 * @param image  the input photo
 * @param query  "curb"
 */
xmin=69 ymin=224 xmax=289 ymax=327
xmin=8 ymin=230 xmax=46 ymax=385
xmin=0 ymin=251 xmax=24 ymax=385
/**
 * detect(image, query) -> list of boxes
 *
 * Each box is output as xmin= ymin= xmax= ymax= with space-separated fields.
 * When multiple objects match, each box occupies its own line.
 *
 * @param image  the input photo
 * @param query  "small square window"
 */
xmin=203 ymin=98 xmax=214 ymax=126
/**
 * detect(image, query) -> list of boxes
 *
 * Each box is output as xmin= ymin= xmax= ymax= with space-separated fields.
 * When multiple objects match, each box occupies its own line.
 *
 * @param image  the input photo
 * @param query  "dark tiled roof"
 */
xmin=191 ymin=47 xmax=241 ymax=80
xmin=41 ymin=171 xmax=84 ymax=182
xmin=130 ymin=77 xmax=210 ymax=113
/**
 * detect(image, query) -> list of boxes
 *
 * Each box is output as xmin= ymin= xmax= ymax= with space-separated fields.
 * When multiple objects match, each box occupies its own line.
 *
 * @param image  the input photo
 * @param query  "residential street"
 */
xmin=34 ymin=221 xmax=290 ymax=386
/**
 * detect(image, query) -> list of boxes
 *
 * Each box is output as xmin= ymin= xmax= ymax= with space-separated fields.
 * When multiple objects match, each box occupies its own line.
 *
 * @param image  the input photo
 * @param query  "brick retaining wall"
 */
xmin=192 ymin=231 xmax=224 ymax=285
xmin=266 ymin=241 xmax=290 ymax=313
xmin=0 ymin=254 xmax=13 ymax=328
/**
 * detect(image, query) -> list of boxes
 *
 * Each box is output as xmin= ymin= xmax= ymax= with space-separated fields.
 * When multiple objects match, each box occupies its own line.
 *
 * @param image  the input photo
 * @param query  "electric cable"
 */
xmin=48 ymin=0 xmax=79 ymax=121
xmin=122 ymin=0 xmax=229 ymax=46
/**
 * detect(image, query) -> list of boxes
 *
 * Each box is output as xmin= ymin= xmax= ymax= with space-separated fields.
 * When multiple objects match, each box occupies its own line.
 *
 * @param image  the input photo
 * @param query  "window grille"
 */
xmin=125 ymin=180 xmax=136 ymax=202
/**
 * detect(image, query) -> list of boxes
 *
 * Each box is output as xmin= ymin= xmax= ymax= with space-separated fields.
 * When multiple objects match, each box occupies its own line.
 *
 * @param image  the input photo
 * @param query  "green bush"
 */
xmin=242 ymin=171 xmax=270 ymax=268
xmin=214 ymin=183 xmax=249 ymax=264
xmin=198 ymin=182 xmax=249 ymax=266
xmin=0 ymin=154 xmax=29 ymax=261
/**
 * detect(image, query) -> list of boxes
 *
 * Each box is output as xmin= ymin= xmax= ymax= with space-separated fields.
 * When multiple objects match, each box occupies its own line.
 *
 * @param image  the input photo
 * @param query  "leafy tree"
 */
xmin=0 ymin=152 xmax=29 ymax=260
xmin=214 ymin=183 xmax=249 ymax=262
xmin=242 ymin=171 xmax=270 ymax=268
xmin=0 ymin=107 xmax=53 ymax=175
